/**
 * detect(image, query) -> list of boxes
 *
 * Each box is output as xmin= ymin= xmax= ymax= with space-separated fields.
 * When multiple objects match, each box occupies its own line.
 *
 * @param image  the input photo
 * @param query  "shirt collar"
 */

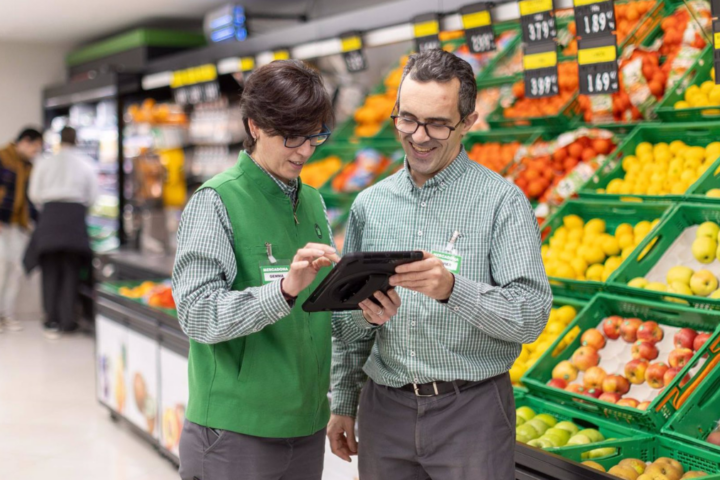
xmin=245 ymin=150 xmax=299 ymax=199
xmin=401 ymin=145 xmax=470 ymax=192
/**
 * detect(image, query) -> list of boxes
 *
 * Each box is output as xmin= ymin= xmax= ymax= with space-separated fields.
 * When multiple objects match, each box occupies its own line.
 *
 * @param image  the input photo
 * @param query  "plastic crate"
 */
xmin=487 ymin=92 xmax=582 ymax=130
xmin=557 ymin=435 xmax=720 ymax=478
xmin=540 ymin=199 xmax=673 ymax=299
xmin=463 ymin=127 xmax=546 ymax=175
xmin=608 ymin=203 xmax=720 ymax=311
xmin=664 ymin=342 xmax=720 ymax=458
xmin=522 ymin=293 xmax=720 ymax=432
xmin=578 ymin=122 xmax=720 ymax=203
xmin=655 ymin=47 xmax=716 ymax=123
xmin=685 ymin=158 xmax=720 ymax=206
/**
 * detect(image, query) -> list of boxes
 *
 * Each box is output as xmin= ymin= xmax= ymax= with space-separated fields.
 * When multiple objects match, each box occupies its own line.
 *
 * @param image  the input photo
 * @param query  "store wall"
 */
xmin=0 ymin=40 xmax=70 ymax=317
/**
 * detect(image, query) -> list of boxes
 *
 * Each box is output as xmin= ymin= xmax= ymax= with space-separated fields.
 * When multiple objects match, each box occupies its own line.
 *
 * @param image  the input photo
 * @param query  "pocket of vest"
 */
xmin=237 ymin=335 xmax=256 ymax=381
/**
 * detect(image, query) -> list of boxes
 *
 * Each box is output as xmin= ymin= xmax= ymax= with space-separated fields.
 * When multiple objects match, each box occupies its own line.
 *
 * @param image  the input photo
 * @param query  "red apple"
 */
xmin=668 ymin=348 xmax=694 ymax=368
xmin=631 ymin=340 xmax=660 ymax=361
xmin=583 ymin=366 xmax=607 ymax=390
xmin=707 ymin=431 xmax=720 ymax=446
xmin=599 ymin=392 xmax=622 ymax=404
xmin=646 ymin=362 xmax=670 ymax=389
xmin=616 ymin=398 xmax=640 ymax=408
xmin=603 ymin=316 xmax=623 ymax=340
xmin=602 ymin=374 xmax=631 ymax=395
xmin=637 ymin=401 xmax=651 ymax=411
xmin=582 ymin=388 xmax=603 ymax=399
xmin=552 ymin=360 xmax=579 ymax=382
xmin=620 ymin=318 xmax=643 ymax=343
xmin=625 ymin=358 xmax=650 ymax=384
xmin=566 ymin=384 xmax=585 ymax=394
xmin=572 ymin=346 xmax=600 ymax=371
xmin=694 ymin=332 xmax=711 ymax=352
xmin=674 ymin=328 xmax=698 ymax=350
xmin=547 ymin=378 xmax=568 ymax=389
xmin=664 ymin=367 xmax=690 ymax=387
xmin=581 ymin=328 xmax=607 ymax=350
xmin=637 ymin=320 xmax=664 ymax=343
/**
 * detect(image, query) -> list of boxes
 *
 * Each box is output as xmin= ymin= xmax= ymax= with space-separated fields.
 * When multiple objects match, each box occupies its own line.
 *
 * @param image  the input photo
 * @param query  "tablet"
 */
xmin=302 ymin=251 xmax=424 ymax=312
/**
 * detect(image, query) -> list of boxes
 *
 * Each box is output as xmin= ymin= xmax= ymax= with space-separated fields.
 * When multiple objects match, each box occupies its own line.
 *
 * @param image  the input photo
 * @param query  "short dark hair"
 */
xmin=60 ymin=126 xmax=77 ymax=145
xmin=16 ymin=127 xmax=43 ymax=144
xmin=240 ymin=60 xmax=334 ymax=153
xmin=400 ymin=50 xmax=477 ymax=119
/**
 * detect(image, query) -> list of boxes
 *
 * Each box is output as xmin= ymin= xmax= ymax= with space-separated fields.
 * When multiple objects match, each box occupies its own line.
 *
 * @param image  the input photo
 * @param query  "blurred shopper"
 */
xmin=0 ymin=127 xmax=42 ymax=333
xmin=26 ymin=126 xmax=97 ymax=338
xmin=173 ymin=60 xmax=370 ymax=480
xmin=328 ymin=50 xmax=552 ymax=480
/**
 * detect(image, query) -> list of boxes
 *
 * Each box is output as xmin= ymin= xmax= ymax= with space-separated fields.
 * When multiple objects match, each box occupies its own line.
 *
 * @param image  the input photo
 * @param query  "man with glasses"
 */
xmin=328 ymin=49 xmax=552 ymax=479
xmin=173 ymin=60 xmax=370 ymax=480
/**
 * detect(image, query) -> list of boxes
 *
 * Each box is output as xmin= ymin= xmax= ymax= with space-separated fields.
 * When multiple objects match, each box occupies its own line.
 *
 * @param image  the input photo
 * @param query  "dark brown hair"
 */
xmin=241 ymin=60 xmax=334 ymax=153
xmin=60 ymin=126 xmax=77 ymax=145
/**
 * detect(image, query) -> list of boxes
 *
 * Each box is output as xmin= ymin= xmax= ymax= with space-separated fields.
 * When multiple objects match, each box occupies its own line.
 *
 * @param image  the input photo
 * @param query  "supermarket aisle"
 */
xmin=0 ymin=317 xmax=358 ymax=480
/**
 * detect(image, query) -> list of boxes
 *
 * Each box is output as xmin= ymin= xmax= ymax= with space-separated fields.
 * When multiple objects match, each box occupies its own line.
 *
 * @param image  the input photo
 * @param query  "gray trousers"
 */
xmin=358 ymin=373 xmax=516 ymax=480
xmin=178 ymin=420 xmax=326 ymax=480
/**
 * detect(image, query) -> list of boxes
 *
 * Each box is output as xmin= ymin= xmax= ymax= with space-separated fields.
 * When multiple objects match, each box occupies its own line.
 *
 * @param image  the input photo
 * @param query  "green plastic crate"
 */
xmin=523 ymin=293 xmax=720 ymax=432
xmin=655 ymin=47 xmax=717 ymax=123
xmin=663 ymin=338 xmax=720 ymax=458
xmin=514 ymin=394 xmax=651 ymax=454
xmin=685 ymin=158 xmax=720 ymax=205
xmin=578 ymin=122 xmax=720 ymax=203
xmin=557 ymin=435 xmax=720 ymax=478
xmin=608 ymin=203 xmax=720 ymax=311
xmin=99 ymin=280 xmax=177 ymax=317
xmin=487 ymin=92 xmax=582 ymax=130
xmin=540 ymin=199 xmax=673 ymax=299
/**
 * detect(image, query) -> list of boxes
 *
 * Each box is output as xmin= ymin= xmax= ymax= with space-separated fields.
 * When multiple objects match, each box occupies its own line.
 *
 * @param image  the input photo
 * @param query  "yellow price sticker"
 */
xmin=519 ymin=0 xmax=553 ymax=16
xmin=462 ymin=10 xmax=491 ymax=30
xmin=240 ymin=57 xmax=255 ymax=72
xmin=573 ymin=0 xmax=604 ymax=6
xmin=341 ymin=36 xmax=362 ymax=52
xmin=714 ymin=32 xmax=720 ymax=49
xmin=578 ymin=45 xmax=617 ymax=65
xmin=414 ymin=20 xmax=439 ymax=38
xmin=171 ymin=64 xmax=217 ymax=88
xmin=523 ymin=50 xmax=557 ymax=70
xmin=273 ymin=50 xmax=290 ymax=60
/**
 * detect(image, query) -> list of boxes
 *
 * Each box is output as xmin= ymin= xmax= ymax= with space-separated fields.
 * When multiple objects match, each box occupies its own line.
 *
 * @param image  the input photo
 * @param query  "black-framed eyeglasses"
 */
xmin=390 ymin=114 xmax=465 ymax=141
xmin=283 ymin=124 xmax=332 ymax=148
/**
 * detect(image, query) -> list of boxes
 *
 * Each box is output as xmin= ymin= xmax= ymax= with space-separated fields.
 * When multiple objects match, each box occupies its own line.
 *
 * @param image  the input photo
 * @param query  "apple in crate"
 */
xmin=625 ymin=359 xmax=649 ymax=385
xmin=674 ymin=328 xmax=698 ymax=349
xmin=707 ymin=430 xmax=720 ymax=447
xmin=581 ymin=328 xmax=606 ymax=350
xmin=694 ymin=332 xmax=711 ymax=352
xmin=664 ymin=367 xmax=690 ymax=387
xmin=616 ymin=398 xmax=640 ymax=408
xmin=582 ymin=388 xmax=603 ymax=399
xmin=609 ymin=466 xmax=640 ymax=479
xmin=637 ymin=321 xmax=664 ymax=343
xmin=547 ymin=378 xmax=568 ymax=389
xmin=552 ymin=360 xmax=579 ymax=382
xmin=691 ymin=269 xmax=719 ymax=296
xmin=637 ymin=401 xmax=651 ymax=411
xmin=572 ymin=346 xmax=600 ymax=371
xmin=602 ymin=316 xmax=623 ymax=340
xmin=599 ymin=392 xmax=622 ymax=404
xmin=668 ymin=348 xmax=694 ymax=368
xmin=631 ymin=340 xmax=659 ymax=361
xmin=583 ymin=366 xmax=607 ymax=390
xmin=620 ymin=318 xmax=643 ymax=343
xmin=566 ymin=384 xmax=585 ymax=394
xmin=603 ymin=374 xmax=631 ymax=395
xmin=619 ymin=458 xmax=646 ymax=475
xmin=644 ymin=462 xmax=684 ymax=480
xmin=646 ymin=362 xmax=669 ymax=389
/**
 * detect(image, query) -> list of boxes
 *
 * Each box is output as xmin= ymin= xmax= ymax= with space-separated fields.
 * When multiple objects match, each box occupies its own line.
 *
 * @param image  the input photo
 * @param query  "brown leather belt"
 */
xmin=397 ymin=379 xmax=478 ymax=397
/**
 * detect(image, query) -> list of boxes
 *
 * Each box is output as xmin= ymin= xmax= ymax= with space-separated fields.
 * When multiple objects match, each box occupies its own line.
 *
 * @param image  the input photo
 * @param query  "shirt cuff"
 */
xmin=444 ymin=273 xmax=481 ymax=317
xmin=330 ymin=388 xmax=361 ymax=418
xmin=258 ymin=280 xmax=294 ymax=322
xmin=352 ymin=310 xmax=381 ymax=331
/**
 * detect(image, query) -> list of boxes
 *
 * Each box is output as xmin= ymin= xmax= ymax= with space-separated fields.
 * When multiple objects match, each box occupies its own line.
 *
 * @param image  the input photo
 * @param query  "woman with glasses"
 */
xmin=173 ymin=60 xmax=343 ymax=480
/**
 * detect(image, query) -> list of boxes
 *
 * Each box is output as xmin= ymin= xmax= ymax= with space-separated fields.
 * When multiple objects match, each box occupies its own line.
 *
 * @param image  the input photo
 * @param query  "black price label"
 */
xmin=520 ymin=0 xmax=557 ymax=44
xmin=578 ymin=36 xmax=619 ymax=94
xmin=341 ymin=35 xmax=368 ymax=73
xmin=523 ymin=44 xmax=559 ymax=98
xmin=573 ymin=0 xmax=616 ymax=39
xmin=461 ymin=3 xmax=496 ymax=53
xmin=714 ymin=27 xmax=720 ymax=85
xmin=413 ymin=13 xmax=441 ymax=52
xmin=174 ymin=81 xmax=220 ymax=106
xmin=712 ymin=0 xmax=720 ymax=19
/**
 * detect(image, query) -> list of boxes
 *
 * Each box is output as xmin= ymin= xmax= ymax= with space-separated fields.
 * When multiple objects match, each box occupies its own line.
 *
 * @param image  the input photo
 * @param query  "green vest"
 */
xmin=185 ymin=152 xmax=332 ymax=438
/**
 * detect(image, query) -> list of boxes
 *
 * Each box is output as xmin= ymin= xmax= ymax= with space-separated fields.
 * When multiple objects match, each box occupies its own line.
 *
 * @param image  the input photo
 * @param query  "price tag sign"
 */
xmin=520 ymin=0 xmax=557 ymax=44
xmin=239 ymin=56 xmax=255 ymax=76
xmin=578 ymin=35 xmax=619 ymax=94
xmin=171 ymin=64 xmax=220 ymax=106
xmin=523 ymin=43 xmax=559 ymax=98
xmin=714 ymin=22 xmax=720 ymax=84
xmin=712 ymin=0 xmax=720 ymax=19
xmin=340 ymin=33 xmax=368 ymax=73
xmin=460 ymin=3 xmax=496 ymax=53
xmin=273 ymin=49 xmax=290 ymax=61
xmin=573 ymin=0 xmax=616 ymax=39
xmin=413 ymin=13 xmax=441 ymax=53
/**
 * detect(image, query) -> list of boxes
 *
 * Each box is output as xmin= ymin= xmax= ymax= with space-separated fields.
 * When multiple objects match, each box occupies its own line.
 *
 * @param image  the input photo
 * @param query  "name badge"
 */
xmin=431 ymin=251 xmax=462 ymax=274
xmin=260 ymin=265 xmax=290 ymax=284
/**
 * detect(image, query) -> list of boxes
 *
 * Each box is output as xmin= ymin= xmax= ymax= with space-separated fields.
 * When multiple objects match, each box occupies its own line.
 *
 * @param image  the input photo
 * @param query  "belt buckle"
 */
xmin=413 ymin=381 xmax=439 ymax=397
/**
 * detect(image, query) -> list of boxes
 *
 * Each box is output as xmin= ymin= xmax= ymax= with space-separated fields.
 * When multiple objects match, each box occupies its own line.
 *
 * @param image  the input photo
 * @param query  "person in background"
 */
xmin=328 ymin=50 xmax=552 ymax=480
xmin=0 ymin=127 xmax=43 ymax=333
xmin=26 ymin=126 xmax=97 ymax=338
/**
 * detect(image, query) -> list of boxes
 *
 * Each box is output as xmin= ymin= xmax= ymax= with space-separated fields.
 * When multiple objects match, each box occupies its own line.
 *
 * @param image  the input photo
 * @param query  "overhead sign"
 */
xmin=578 ymin=35 xmax=619 ymax=94
xmin=340 ymin=33 xmax=368 ymax=73
xmin=413 ymin=13 xmax=441 ymax=53
xmin=460 ymin=3 xmax=496 ymax=53
xmin=573 ymin=0 xmax=616 ymax=39
xmin=520 ymin=0 xmax=557 ymax=44
xmin=273 ymin=49 xmax=290 ymax=61
xmin=171 ymin=64 xmax=219 ymax=106
xmin=523 ymin=42 xmax=559 ymax=98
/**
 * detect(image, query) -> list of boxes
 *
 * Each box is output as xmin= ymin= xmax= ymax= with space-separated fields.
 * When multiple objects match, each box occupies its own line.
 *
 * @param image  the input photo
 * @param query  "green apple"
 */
xmin=697 ymin=221 xmax=720 ymax=240
xmin=517 ymin=424 xmax=539 ymax=440
xmin=628 ymin=277 xmax=649 ymax=288
xmin=516 ymin=431 xmax=533 ymax=444
xmin=545 ymin=428 xmax=571 ymax=443
xmin=516 ymin=406 xmax=536 ymax=422
xmin=710 ymin=289 xmax=720 ymax=299
xmin=586 ymin=446 xmax=618 ymax=459
xmin=578 ymin=429 xmax=605 ymax=443
xmin=527 ymin=438 xmax=552 ymax=449
xmin=541 ymin=434 xmax=565 ymax=447
xmin=526 ymin=419 xmax=550 ymax=435
xmin=566 ymin=434 xmax=592 ymax=446
xmin=691 ymin=269 xmax=719 ymax=297
xmin=667 ymin=266 xmax=695 ymax=285
xmin=670 ymin=281 xmax=694 ymax=296
xmin=516 ymin=416 xmax=526 ymax=426
xmin=533 ymin=413 xmax=558 ymax=428
xmin=555 ymin=421 xmax=580 ymax=435
xmin=646 ymin=282 xmax=668 ymax=292
xmin=692 ymin=237 xmax=717 ymax=264
xmin=706 ymin=189 xmax=720 ymax=198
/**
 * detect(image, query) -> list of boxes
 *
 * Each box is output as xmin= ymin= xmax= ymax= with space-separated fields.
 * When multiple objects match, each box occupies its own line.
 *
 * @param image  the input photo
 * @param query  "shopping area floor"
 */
xmin=0 ymin=317 xmax=358 ymax=480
